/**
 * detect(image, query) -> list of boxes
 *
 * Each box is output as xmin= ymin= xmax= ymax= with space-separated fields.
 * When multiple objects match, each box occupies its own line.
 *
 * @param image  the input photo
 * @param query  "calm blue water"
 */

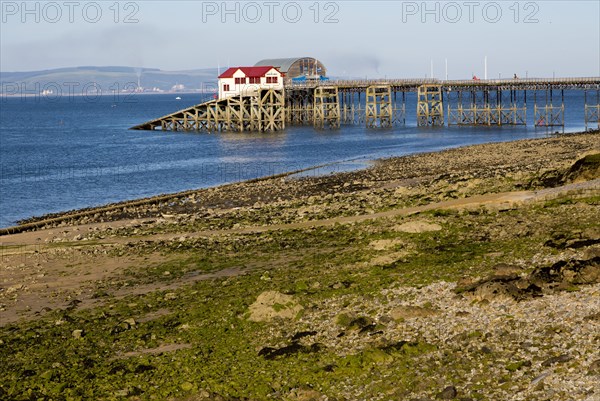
xmin=0 ymin=91 xmax=593 ymax=228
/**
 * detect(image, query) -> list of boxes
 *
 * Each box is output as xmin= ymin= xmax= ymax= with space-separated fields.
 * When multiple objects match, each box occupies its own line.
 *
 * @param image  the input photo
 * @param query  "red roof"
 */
xmin=218 ymin=66 xmax=282 ymax=79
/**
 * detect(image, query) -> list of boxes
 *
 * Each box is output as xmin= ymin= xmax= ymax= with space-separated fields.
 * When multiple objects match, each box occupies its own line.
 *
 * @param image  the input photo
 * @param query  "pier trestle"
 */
xmin=366 ymin=85 xmax=393 ymax=128
xmin=286 ymin=89 xmax=314 ymax=125
xmin=584 ymin=89 xmax=600 ymax=130
xmin=131 ymin=89 xmax=285 ymax=133
xmin=313 ymin=86 xmax=341 ymax=129
xmin=534 ymin=88 xmax=564 ymax=130
xmin=417 ymin=85 xmax=444 ymax=126
xmin=447 ymin=89 xmax=527 ymax=126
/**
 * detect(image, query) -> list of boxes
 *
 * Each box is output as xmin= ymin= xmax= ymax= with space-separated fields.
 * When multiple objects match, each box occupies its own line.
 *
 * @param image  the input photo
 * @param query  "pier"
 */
xmin=131 ymin=77 xmax=600 ymax=132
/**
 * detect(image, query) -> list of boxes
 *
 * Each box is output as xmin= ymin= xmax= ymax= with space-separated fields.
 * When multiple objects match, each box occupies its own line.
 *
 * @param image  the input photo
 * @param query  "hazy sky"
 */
xmin=1 ymin=0 xmax=599 ymax=79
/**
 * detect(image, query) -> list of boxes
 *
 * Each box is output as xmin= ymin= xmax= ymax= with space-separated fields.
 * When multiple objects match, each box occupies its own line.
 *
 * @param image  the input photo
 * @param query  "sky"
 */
xmin=1 ymin=0 xmax=599 ymax=79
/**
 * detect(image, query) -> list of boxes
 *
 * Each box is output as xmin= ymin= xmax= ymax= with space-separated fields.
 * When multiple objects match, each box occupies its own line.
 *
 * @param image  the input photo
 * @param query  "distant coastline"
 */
xmin=0 ymin=65 xmax=220 ymax=97
xmin=0 ymin=90 xmax=214 ymax=98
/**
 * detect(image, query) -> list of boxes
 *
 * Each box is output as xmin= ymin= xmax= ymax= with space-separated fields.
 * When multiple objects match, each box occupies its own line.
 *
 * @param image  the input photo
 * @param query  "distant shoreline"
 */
xmin=0 ymin=91 xmax=213 ymax=98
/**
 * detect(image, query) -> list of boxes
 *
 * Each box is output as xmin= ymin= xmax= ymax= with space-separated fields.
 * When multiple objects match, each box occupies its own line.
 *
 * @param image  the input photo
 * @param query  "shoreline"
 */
xmin=3 ymin=129 xmax=598 ymax=235
xmin=2 ymin=158 xmax=362 ymax=234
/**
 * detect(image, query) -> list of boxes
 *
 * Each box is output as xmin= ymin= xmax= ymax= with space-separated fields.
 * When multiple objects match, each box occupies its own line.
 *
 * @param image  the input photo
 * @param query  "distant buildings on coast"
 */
xmin=1 ymin=58 xmax=329 ymax=98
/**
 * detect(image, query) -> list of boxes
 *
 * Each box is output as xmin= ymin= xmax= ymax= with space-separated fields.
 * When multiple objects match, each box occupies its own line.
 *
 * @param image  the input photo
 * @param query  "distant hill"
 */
xmin=0 ymin=66 xmax=220 ymax=94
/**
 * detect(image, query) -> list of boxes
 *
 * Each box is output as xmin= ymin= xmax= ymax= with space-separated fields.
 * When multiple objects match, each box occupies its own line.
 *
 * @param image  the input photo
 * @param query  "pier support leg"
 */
xmin=365 ymin=85 xmax=392 ymax=128
xmin=503 ymin=89 xmax=527 ymax=125
xmin=584 ymin=89 xmax=600 ymax=130
xmin=286 ymin=89 xmax=313 ymax=126
xmin=417 ymin=85 xmax=444 ymax=126
xmin=534 ymin=88 xmax=564 ymax=131
xmin=259 ymin=89 xmax=286 ymax=132
xmin=393 ymin=91 xmax=406 ymax=125
xmin=313 ymin=86 xmax=340 ymax=129
xmin=447 ymin=88 xmax=527 ymax=127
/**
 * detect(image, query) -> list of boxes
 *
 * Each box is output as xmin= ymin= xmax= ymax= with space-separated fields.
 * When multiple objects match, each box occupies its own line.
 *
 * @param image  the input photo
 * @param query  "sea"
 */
xmin=0 ymin=90 xmax=594 ymax=228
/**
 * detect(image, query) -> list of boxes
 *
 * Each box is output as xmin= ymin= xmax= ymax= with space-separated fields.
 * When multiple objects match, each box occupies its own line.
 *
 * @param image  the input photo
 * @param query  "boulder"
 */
xmin=248 ymin=291 xmax=303 ymax=322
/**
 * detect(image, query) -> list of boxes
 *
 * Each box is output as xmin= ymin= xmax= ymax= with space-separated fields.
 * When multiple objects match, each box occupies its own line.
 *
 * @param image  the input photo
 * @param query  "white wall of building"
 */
xmin=218 ymin=68 xmax=283 ymax=99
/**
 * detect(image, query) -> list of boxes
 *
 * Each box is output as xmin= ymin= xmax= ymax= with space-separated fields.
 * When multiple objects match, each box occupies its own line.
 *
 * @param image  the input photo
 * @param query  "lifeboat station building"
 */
xmin=217 ymin=66 xmax=284 ymax=99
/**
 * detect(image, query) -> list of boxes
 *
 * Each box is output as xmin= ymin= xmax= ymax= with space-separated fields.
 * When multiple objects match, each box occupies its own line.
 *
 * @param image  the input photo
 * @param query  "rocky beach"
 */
xmin=1 ymin=131 xmax=599 ymax=401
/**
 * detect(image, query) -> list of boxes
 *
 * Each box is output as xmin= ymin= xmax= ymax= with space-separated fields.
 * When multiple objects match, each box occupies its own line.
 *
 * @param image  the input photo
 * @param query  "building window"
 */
xmin=223 ymin=84 xmax=230 ymax=92
xmin=235 ymin=77 xmax=246 ymax=85
xmin=266 ymin=76 xmax=278 ymax=84
xmin=249 ymin=77 xmax=260 ymax=84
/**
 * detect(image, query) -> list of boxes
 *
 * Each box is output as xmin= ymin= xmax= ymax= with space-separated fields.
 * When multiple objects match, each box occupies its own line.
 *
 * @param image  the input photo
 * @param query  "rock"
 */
xmin=291 ymin=331 xmax=317 ymax=341
xmin=394 ymin=221 xmax=442 ymax=233
xmin=531 ymin=372 xmax=550 ymax=385
xmin=346 ymin=316 xmax=374 ymax=330
xmin=248 ymin=291 xmax=303 ymax=322
xmin=180 ymin=382 xmax=194 ymax=391
xmin=285 ymin=388 xmax=327 ymax=401
xmin=370 ymin=251 xmax=410 ymax=267
xmin=72 ymin=329 xmax=84 ymax=339
xmin=565 ymin=152 xmax=600 ymax=182
xmin=492 ymin=263 xmax=523 ymax=277
xmin=379 ymin=315 xmax=394 ymax=324
xmin=6 ymin=284 xmax=24 ymax=294
xmin=588 ymin=359 xmax=600 ymax=375
xmin=437 ymin=385 xmax=458 ymax=399
xmin=481 ymin=346 xmax=493 ymax=354
xmin=530 ymin=257 xmax=600 ymax=287
xmin=391 ymin=305 xmax=439 ymax=320
xmin=193 ymin=389 xmax=211 ymax=399
xmin=258 ymin=342 xmax=323 ymax=360
xmin=111 ymin=320 xmax=134 ymax=334
xmin=369 ymin=238 xmax=405 ymax=250
xmin=541 ymin=354 xmax=572 ymax=367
